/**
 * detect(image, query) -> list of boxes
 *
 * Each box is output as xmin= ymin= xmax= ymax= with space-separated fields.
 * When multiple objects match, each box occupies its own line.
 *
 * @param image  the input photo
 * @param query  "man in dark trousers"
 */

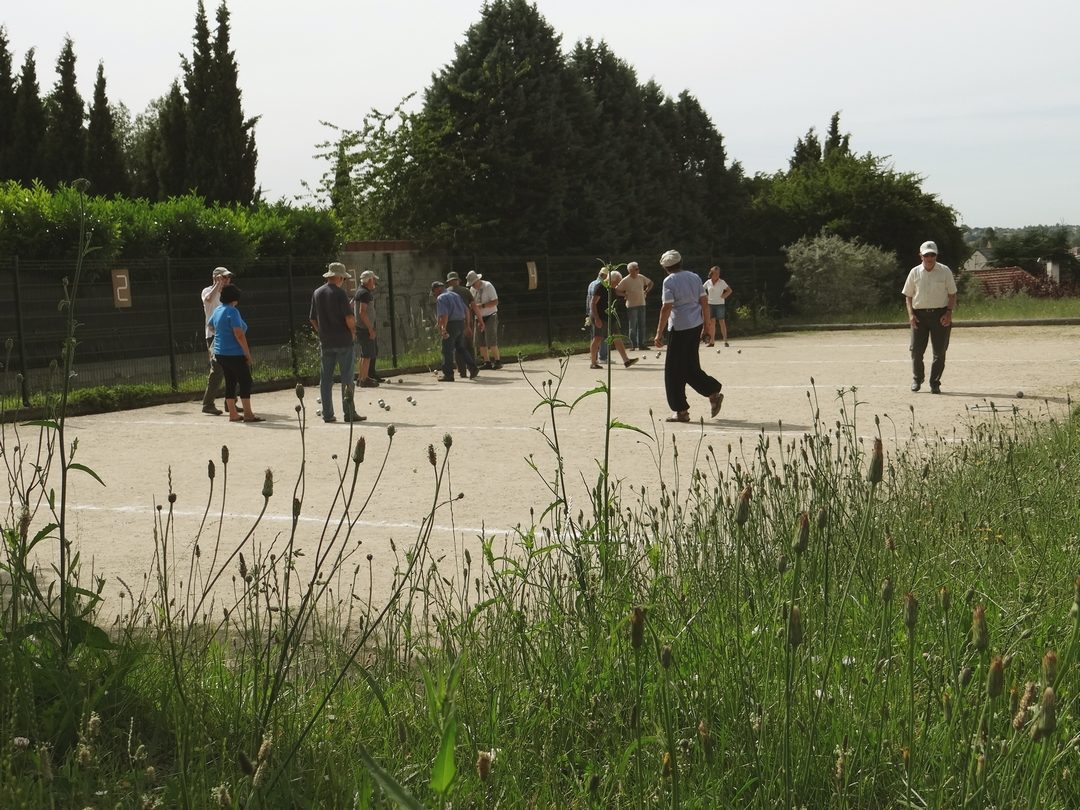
xmin=309 ymin=262 xmax=362 ymax=422
xmin=432 ymin=280 xmax=478 ymax=382
xmin=653 ymin=250 xmax=723 ymax=423
xmin=902 ymin=240 xmax=957 ymax=394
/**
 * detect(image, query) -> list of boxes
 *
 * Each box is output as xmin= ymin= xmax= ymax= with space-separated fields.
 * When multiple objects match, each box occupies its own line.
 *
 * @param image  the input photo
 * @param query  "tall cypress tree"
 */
xmin=208 ymin=1 xmax=256 ymax=204
xmin=0 ymin=27 xmax=16 ymax=180
xmin=183 ymin=0 xmax=214 ymax=198
xmin=157 ymin=81 xmax=189 ymax=198
xmin=84 ymin=61 xmax=128 ymax=196
xmin=9 ymin=49 xmax=46 ymax=187
xmin=43 ymin=36 xmax=86 ymax=188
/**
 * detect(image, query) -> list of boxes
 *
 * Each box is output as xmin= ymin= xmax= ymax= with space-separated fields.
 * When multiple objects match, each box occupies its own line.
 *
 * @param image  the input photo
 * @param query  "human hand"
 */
xmin=940 ymin=312 xmax=952 ymax=327
xmin=909 ymin=314 xmax=919 ymax=328
xmin=654 ymin=335 xmax=664 ymax=348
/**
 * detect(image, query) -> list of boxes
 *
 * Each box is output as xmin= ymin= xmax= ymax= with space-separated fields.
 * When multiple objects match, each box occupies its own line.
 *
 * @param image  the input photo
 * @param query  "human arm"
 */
xmin=591 ymin=293 xmax=603 ymax=326
xmin=722 ymin=284 xmax=733 ymax=300
xmin=233 ymin=327 xmax=252 ymax=364
xmin=471 ymin=301 xmax=485 ymax=331
xmin=655 ymin=303 xmax=672 ymax=347
xmin=941 ymin=292 xmax=957 ymax=326
xmin=437 ymin=313 xmax=449 ymax=338
xmin=700 ymin=293 xmax=710 ymax=327
xmin=359 ymin=301 xmax=376 ymax=339
xmin=905 ymin=296 xmax=918 ymax=327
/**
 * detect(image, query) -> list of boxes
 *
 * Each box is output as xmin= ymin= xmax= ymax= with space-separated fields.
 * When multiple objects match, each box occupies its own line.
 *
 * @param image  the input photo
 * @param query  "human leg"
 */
xmin=664 ymin=328 xmax=695 ymax=414
xmin=440 ymin=331 xmax=456 ymax=379
xmin=202 ymin=337 xmax=224 ymax=413
xmin=218 ymin=354 xmax=242 ymax=420
xmin=928 ymin=318 xmax=951 ymax=389
xmin=628 ymin=306 xmax=646 ymax=349
xmin=485 ymin=314 xmax=501 ymax=365
xmin=719 ymin=317 xmax=729 ymax=344
xmin=909 ymin=321 xmax=930 ymax=386
xmin=319 ymin=346 xmax=337 ymax=420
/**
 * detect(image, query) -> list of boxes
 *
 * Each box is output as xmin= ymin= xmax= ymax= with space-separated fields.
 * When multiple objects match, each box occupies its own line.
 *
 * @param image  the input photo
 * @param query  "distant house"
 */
xmin=962 ymin=248 xmax=996 ymax=274
xmin=969 ymin=266 xmax=1035 ymax=296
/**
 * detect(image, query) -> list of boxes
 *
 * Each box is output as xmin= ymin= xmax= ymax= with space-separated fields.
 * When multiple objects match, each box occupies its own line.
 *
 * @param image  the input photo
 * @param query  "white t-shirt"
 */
xmin=902 ymin=263 xmax=956 ymax=309
xmin=704 ymin=278 xmax=730 ymax=305
xmin=202 ymin=284 xmax=222 ymax=338
xmin=474 ymin=280 xmax=498 ymax=316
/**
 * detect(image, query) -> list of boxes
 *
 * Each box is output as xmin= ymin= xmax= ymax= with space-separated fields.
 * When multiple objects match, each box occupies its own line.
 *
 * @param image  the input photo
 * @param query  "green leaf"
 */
xmin=351 ymin=663 xmax=392 ymax=720
xmin=27 ymin=523 xmax=59 ymax=553
xmin=356 ymin=744 xmax=426 ymax=809
xmin=570 ymin=384 xmax=608 ymax=410
xmin=609 ymin=419 xmax=651 ymax=439
xmin=429 ymin=715 xmax=458 ymax=795
xmin=21 ymin=419 xmax=59 ymax=429
xmin=69 ymin=617 xmax=114 ymax=650
xmin=67 ymin=462 xmax=106 ymax=487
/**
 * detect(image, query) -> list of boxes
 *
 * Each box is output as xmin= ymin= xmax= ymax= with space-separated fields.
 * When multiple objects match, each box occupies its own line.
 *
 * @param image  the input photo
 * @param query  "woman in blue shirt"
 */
xmin=208 ymin=285 xmax=263 ymax=422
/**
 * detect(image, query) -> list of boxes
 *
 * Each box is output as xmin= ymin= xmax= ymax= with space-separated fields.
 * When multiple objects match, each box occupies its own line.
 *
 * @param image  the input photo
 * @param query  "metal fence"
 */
xmin=0 ymin=253 xmax=788 ymax=406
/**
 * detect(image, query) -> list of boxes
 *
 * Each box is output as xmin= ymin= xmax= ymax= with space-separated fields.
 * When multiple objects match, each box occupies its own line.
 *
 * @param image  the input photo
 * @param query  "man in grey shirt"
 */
xmin=309 ymin=262 xmax=362 ymax=422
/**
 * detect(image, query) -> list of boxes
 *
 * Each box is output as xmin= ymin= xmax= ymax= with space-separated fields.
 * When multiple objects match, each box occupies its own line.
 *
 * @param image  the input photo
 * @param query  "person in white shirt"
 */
xmin=702 ymin=266 xmax=733 ymax=347
xmin=200 ymin=266 xmax=232 ymax=415
xmin=467 ymin=270 xmax=502 ymax=369
xmin=615 ymin=261 xmax=653 ymax=350
xmin=902 ymin=240 xmax=957 ymax=394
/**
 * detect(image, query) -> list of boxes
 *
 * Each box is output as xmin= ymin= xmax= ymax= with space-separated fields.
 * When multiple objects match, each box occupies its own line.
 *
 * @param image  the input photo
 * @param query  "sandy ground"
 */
xmin=5 ymin=325 xmax=1078 ymax=617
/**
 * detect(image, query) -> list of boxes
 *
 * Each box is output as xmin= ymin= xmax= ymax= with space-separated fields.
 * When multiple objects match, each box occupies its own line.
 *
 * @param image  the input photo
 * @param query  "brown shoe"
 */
xmin=709 ymin=391 xmax=724 ymax=417
xmin=665 ymin=412 xmax=690 ymax=423
xmin=624 ymin=358 xmax=639 ymax=368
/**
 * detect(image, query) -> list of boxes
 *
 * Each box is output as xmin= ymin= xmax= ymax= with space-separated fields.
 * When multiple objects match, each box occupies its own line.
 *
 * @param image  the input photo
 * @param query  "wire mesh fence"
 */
xmin=0 ymin=252 xmax=788 ymax=407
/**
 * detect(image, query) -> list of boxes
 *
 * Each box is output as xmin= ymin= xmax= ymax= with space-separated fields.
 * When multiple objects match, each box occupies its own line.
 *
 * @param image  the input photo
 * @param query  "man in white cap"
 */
xmin=654 ymin=250 xmax=723 ymax=422
xmin=902 ymin=240 xmax=957 ymax=394
xmin=309 ymin=262 xmax=363 ymax=422
xmin=200 ymin=266 xmax=233 ymax=415
xmin=467 ymin=270 xmax=502 ymax=369
xmin=615 ymin=261 xmax=653 ymax=350
xmin=353 ymin=269 xmax=380 ymax=388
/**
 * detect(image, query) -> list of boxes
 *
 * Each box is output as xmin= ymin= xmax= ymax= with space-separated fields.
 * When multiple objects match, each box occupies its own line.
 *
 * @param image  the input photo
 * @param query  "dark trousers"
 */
xmin=910 ymin=308 xmax=951 ymax=386
xmin=202 ymin=337 xmax=223 ymax=407
xmin=665 ymin=325 xmax=722 ymax=412
xmin=217 ymin=354 xmax=252 ymax=399
xmin=442 ymin=320 xmax=477 ymax=379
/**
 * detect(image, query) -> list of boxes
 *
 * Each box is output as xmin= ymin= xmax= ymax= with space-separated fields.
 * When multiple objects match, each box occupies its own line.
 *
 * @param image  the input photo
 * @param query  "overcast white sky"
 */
xmin=4 ymin=0 xmax=1077 ymax=228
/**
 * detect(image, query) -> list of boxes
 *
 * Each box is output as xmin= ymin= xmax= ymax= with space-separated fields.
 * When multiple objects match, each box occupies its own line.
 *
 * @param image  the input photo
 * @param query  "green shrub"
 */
xmin=785 ymin=232 xmax=900 ymax=313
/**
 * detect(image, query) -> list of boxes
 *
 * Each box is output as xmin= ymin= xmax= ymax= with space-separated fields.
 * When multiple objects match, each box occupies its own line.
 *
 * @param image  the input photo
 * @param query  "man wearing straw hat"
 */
xmin=309 ymin=262 xmax=363 ymax=422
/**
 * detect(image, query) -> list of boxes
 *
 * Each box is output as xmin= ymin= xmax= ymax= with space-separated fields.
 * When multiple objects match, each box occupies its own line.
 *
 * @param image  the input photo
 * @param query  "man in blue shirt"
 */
xmin=653 ymin=250 xmax=724 ymax=422
xmin=432 ymin=281 xmax=478 ymax=382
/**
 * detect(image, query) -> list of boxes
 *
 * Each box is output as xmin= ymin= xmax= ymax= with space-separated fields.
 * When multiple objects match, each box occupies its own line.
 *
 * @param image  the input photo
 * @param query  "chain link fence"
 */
xmin=1 ymin=253 xmax=788 ymax=407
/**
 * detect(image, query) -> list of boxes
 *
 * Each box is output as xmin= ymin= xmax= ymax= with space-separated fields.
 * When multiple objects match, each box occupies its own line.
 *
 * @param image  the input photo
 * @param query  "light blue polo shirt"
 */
xmin=662 ymin=270 xmax=706 ymax=331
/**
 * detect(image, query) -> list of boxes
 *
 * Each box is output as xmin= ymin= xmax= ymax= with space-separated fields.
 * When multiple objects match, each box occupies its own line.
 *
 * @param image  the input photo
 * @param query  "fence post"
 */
xmin=384 ymin=252 xmax=398 ymax=367
xmin=544 ymin=254 xmax=553 ymax=349
xmin=11 ymin=256 xmax=31 ymax=407
xmin=286 ymin=256 xmax=299 ymax=377
xmin=163 ymin=257 xmax=179 ymax=390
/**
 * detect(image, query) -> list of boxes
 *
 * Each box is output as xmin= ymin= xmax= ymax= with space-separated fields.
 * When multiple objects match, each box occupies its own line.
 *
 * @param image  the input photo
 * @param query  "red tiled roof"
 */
xmin=969 ymin=266 xmax=1035 ymax=296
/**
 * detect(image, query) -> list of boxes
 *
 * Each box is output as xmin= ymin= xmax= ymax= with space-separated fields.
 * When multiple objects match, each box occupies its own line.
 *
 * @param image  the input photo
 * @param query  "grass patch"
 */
xmin=777 ymin=292 xmax=1080 ymax=325
xmin=2 ymin=368 xmax=1077 ymax=806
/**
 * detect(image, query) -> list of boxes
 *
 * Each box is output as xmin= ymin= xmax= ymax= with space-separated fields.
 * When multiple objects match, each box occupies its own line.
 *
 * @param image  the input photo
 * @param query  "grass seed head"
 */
xmin=662 ymin=751 xmax=673 ymax=778
xmin=262 ymin=468 xmax=274 ymax=498
xmin=238 ymin=750 xmax=254 ymax=775
xmin=788 ymin=605 xmax=804 ymax=647
xmin=939 ymin=587 xmax=951 ymax=613
xmin=792 ymin=511 xmax=809 ymax=555
xmin=1042 ymin=650 xmax=1057 ymax=685
xmin=867 ymin=437 xmax=884 ymax=484
xmin=1013 ymin=682 xmax=1038 ymax=730
xmin=476 ymin=749 xmax=493 ymax=781
xmin=1030 ymin=688 xmax=1057 ymax=741
xmin=353 ymin=437 xmax=366 ymax=464
xmin=971 ymin=604 xmax=989 ymax=652
xmin=777 ymin=554 xmax=788 ymax=575
xmin=959 ymin=666 xmax=974 ymax=688
xmin=735 ymin=484 xmax=752 ymax=525
xmin=294 ymin=383 xmax=304 ymax=400
xmin=660 ymin=644 xmax=673 ymax=669
xmin=881 ymin=578 xmax=894 ymax=604
xmin=221 ymin=445 xmax=229 ymax=464
xmin=427 ymin=444 xmax=437 ymax=466
xmin=903 ymin=592 xmax=918 ymax=633
xmin=988 ymin=656 xmax=1005 ymax=699
xmin=629 ymin=607 xmax=645 ymax=649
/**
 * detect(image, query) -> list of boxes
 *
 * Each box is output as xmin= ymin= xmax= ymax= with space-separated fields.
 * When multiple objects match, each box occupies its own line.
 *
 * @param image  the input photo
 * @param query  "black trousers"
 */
xmin=665 ymin=325 xmax=722 ymax=412
xmin=217 ymin=354 xmax=252 ymax=399
xmin=910 ymin=308 xmax=951 ymax=386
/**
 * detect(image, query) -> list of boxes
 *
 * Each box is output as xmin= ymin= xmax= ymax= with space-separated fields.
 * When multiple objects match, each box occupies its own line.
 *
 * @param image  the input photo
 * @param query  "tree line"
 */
xmin=324 ymin=0 xmax=966 ymax=266
xmin=0 ymin=0 xmax=256 ymax=205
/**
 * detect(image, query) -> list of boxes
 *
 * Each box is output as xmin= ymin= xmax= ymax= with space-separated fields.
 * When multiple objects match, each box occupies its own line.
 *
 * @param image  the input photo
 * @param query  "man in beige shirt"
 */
xmin=615 ymin=261 xmax=654 ymax=350
xmin=902 ymin=240 xmax=957 ymax=394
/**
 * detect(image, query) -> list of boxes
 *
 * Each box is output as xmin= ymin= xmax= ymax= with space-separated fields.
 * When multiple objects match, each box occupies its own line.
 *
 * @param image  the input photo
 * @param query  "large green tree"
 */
xmin=0 ymin=27 xmax=16 ymax=180
xmin=9 ymin=49 xmax=46 ymax=187
xmin=42 ymin=36 xmax=86 ymax=188
xmin=84 ymin=61 xmax=128 ymax=196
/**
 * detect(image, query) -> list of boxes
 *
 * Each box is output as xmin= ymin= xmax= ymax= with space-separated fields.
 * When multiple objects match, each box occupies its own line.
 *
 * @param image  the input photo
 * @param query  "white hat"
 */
xmin=359 ymin=270 xmax=379 ymax=282
xmin=323 ymin=262 xmax=352 ymax=279
xmin=660 ymin=250 xmax=682 ymax=268
xmin=919 ymin=241 xmax=938 ymax=256
xmin=212 ymin=266 xmax=233 ymax=278
xmin=466 ymin=270 xmax=483 ymax=285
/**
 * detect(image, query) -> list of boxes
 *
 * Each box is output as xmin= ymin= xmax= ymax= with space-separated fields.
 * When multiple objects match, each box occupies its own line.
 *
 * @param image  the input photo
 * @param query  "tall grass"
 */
xmin=1 ymin=204 xmax=1077 ymax=805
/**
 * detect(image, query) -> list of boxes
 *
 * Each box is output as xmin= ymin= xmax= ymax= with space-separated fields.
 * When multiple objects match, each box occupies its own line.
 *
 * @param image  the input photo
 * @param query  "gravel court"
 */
xmin=14 ymin=324 xmax=1079 ymax=616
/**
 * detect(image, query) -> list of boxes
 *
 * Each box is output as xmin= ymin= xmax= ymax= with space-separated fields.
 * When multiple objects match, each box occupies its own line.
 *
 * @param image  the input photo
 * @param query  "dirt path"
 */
xmin=7 ymin=325 xmax=1078 ymax=616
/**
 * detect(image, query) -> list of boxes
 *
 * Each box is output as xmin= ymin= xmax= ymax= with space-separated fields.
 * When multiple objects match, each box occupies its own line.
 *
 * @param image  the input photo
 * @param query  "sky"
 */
xmin=4 ymin=0 xmax=1078 ymax=229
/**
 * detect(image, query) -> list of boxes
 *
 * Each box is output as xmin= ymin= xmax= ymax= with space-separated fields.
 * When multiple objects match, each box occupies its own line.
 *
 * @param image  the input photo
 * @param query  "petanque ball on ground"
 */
xmin=1016 ymin=391 xmax=1024 ymax=399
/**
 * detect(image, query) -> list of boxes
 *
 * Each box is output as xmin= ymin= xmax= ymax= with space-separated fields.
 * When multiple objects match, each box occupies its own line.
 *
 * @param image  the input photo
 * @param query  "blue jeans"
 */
xmin=442 ymin=321 xmax=477 ymax=378
xmin=627 ymin=306 xmax=647 ymax=349
xmin=320 ymin=344 xmax=355 ymax=419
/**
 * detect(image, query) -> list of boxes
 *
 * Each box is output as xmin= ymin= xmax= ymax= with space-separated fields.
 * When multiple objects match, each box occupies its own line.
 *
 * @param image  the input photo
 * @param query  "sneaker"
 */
xmin=359 ymin=378 xmax=380 ymax=388
xmin=202 ymin=405 xmax=223 ymax=415
xmin=624 ymin=358 xmax=639 ymax=368
xmin=343 ymin=413 xmax=367 ymax=422
xmin=469 ymin=367 xmax=479 ymax=379
xmin=590 ymin=363 xmax=602 ymax=369
xmin=492 ymin=361 xmax=503 ymax=370
xmin=323 ymin=416 xmax=338 ymax=423
xmin=481 ymin=361 xmax=494 ymax=370
xmin=665 ymin=412 xmax=690 ymax=423
xmin=930 ymin=384 xmax=941 ymax=395
xmin=724 ymin=341 xmax=730 ymax=347
xmin=438 ymin=376 xmax=455 ymax=382
xmin=911 ymin=381 xmax=921 ymax=392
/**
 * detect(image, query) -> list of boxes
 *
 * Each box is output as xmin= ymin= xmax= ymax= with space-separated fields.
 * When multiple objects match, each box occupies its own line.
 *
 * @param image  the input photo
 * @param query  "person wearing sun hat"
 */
xmin=309 ymin=262 xmax=363 ymax=422
xmin=467 ymin=270 xmax=502 ymax=369
xmin=200 ymin=266 xmax=233 ymax=415
xmin=432 ymin=280 xmax=478 ymax=381
xmin=902 ymin=240 xmax=957 ymax=394
xmin=654 ymin=250 xmax=724 ymax=422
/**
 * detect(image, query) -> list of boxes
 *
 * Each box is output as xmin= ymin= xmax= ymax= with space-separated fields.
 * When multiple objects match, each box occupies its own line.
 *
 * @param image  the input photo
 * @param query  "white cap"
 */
xmin=919 ymin=241 xmax=938 ymax=256
xmin=660 ymin=249 xmax=682 ymax=268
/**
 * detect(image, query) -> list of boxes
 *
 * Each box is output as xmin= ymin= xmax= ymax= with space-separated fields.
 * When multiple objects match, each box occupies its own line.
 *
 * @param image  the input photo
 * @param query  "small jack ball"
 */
xmin=1016 ymin=391 xmax=1024 ymax=399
